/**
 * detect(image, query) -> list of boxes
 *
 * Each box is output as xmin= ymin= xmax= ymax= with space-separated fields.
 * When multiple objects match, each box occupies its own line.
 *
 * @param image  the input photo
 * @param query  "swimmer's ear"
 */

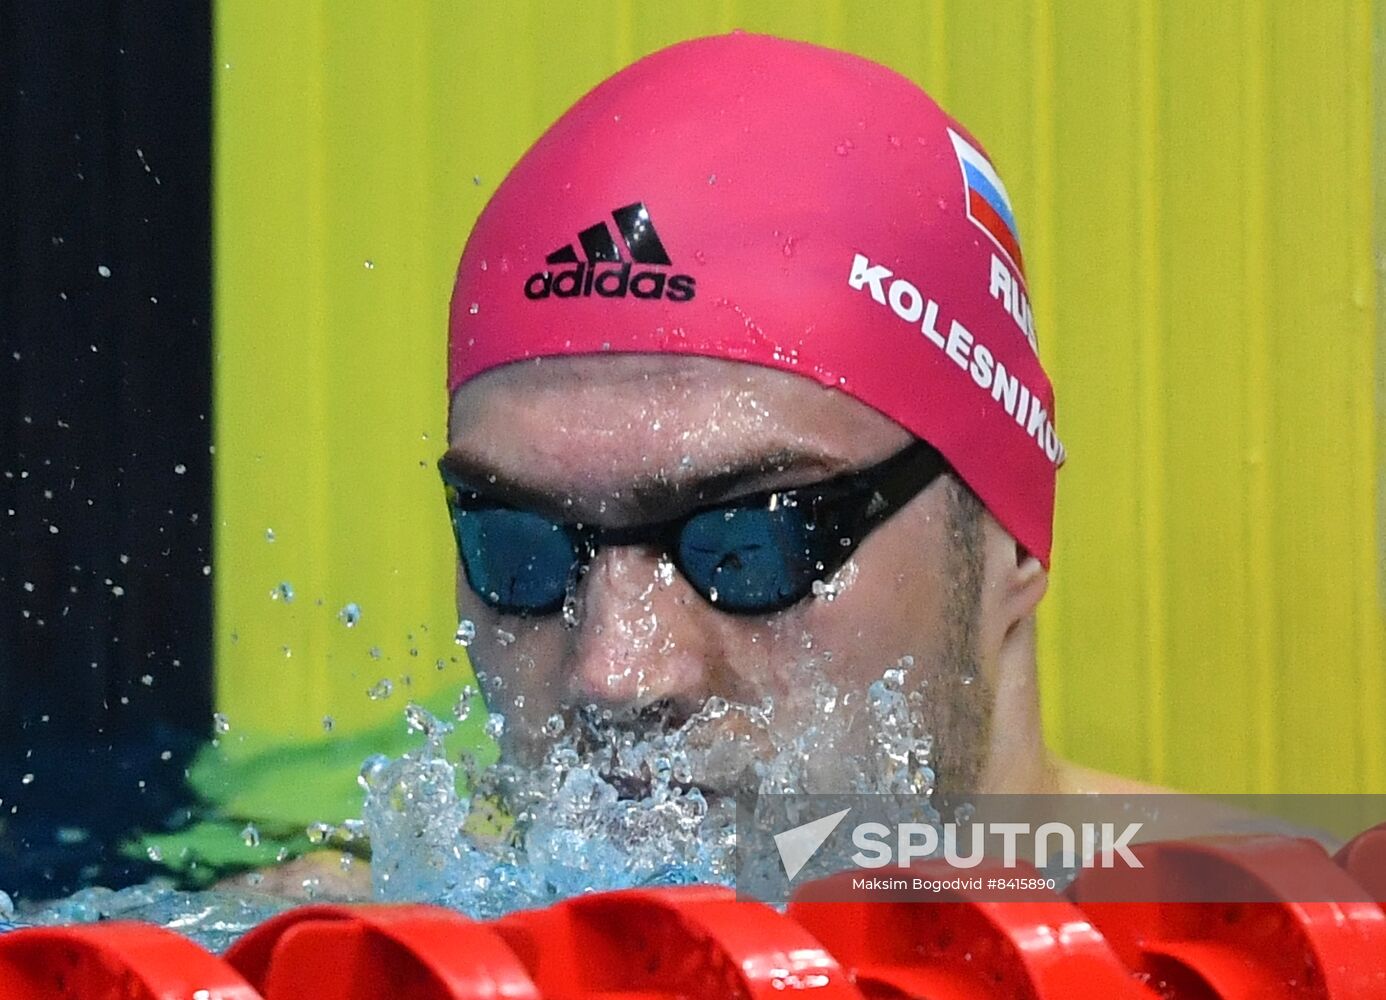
xmin=980 ymin=509 xmax=1046 ymax=621
xmin=1004 ymin=540 xmax=1048 ymax=623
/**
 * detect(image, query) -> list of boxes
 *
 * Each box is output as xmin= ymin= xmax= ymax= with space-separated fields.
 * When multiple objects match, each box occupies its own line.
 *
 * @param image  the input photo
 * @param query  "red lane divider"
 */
xmin=4 ymin=827 xmax=1386 ymax=998
xmin=1336 ymin=822 xmax=1386 ymax=901
xmin=1069 ymin=835 xmax=1386 ymax=999
xmin=789 ymin=860 xmax=1158 ymax=999
xmin=224 ymin=903 xmax=539 ymax=1000
xmin=494 ymin=885 xmax=862 ymax=998
xmin=0 ymin=921 xmax=261 ymax=999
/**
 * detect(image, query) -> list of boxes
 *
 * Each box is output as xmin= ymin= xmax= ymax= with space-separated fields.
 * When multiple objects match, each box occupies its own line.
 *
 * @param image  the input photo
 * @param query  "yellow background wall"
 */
xmin=213 ymin=2 xmax=1383 ymax=794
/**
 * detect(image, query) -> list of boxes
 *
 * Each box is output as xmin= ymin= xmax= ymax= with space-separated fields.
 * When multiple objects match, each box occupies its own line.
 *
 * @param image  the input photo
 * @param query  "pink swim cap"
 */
xmin=449 ymin=32 xmax=1064 ymax=565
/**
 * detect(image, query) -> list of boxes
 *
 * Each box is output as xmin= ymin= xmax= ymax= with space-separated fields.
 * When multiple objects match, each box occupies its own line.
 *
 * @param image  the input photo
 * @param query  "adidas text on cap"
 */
xmin=524 ymin=202 xmax=696 ymax=302
xmin=449 ymin=32 xmax=1063 ymax=566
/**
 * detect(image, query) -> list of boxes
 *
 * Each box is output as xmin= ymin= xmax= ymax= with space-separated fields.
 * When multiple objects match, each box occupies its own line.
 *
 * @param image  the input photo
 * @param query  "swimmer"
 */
xmin=245 ymin=31 xmax=1218 ymax=900
xmin=440 ymin=32 xmax=1159 ymax=806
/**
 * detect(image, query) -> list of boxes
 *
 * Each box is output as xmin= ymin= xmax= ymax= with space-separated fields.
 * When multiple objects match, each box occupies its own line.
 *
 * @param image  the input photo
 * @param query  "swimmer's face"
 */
xmin=445 ymin=355 xmax=1045 ymax=802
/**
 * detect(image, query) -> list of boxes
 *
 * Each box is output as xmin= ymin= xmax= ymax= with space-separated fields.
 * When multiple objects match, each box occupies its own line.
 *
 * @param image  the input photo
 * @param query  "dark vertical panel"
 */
xmin=0 ymin=0 xmax=211 ymax=897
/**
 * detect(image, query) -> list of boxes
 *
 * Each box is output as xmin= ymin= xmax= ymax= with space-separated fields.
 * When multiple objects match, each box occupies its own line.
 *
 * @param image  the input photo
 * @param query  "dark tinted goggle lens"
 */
xmin=676 ymin=503 xmax=824 ymax=613
xmin=450 ymin=506 xmax=577 ymax=614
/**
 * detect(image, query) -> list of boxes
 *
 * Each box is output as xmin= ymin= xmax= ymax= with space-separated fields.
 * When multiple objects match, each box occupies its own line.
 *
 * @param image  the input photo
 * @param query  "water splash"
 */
xmin=13 ymin=659 xmax=949 ymax=945
xmin=357 ymin=655 xmax=942 ymax=919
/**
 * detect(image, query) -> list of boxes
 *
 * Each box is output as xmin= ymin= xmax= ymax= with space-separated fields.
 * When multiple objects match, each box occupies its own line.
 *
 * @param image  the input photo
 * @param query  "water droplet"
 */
xmin=338 ymin=602 xmax=361 ymax=627
xmin=146 ymin=845 xmax=163 ymax=862
xmin=306 ymin=821 xmax=333 ymax=845
xmin=707 ymin=174 xmax=717 ymax=185
xmin=483 ymin=713 xmax=506 ymax=740
xmin=811 ymin=579 xmax=840 ymax=602
xmin=367 ymin=678 xmax=394 ymax=700
xmin=97 ymin=265 xmax=111 ymax=277
xmin=212 ymin=712 xmax=230 ymax=733
xmin=20 ymin=773 xmax=34 ymax=785
xmin=322 ymin=715 xmax=334 ymax=732
xmin=363 ymin=259 xmax=375 ymax=269
xmin=173 ymin=463 xmax=186 ymax=475
xmin=454 ymin=619 xmax=476 ymax=646
xmin=404 ymin=701 xmax=436 ymax=733
xmin=708 ymin=586 xmax=719 ymax=603
xmin=541 ymin=713 xmax=565 ymax=737
xmin=782 ymin=236 xmax=798 ymax=258
xmin=468 ymin=302 xmax=479 ymax=315
xmin=270 ymin=581 xmax=294 ymax=603
xmin=264 ymin=528 xmax=276 ymax=542
xmin=494 ymin=627 xmax=516 ymax=646
xmin=159 ymin=749 xmax=172 ymax=761
xmin=240 ymin=823 xmax=260 ymax=848
xmin=834 ymin=139 xmax=854 ymax=156
xmin=140 ymin=673 xmax=154 ymax=686
xmin=357 ymin=754 xmax=391 ymax=792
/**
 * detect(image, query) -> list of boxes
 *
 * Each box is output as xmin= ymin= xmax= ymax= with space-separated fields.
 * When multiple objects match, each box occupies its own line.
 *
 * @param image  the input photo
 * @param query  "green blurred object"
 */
xmin=125 ymin=692 xmax=495 ymax=886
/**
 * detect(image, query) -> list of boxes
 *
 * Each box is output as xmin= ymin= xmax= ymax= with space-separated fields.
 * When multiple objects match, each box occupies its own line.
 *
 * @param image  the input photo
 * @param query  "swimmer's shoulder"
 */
xmin=1055 ymin=760 xmax=1339 ymax=848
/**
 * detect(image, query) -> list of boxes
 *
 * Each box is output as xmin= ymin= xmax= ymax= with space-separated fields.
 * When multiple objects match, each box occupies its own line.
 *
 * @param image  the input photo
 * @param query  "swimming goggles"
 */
xmin=441 ymin=438 xmax=947 ymax=617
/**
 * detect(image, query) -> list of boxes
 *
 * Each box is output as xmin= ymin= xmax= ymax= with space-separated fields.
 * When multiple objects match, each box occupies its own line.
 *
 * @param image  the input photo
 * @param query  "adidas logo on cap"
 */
xmin=524 ymin=202 xmax=696 ymax=302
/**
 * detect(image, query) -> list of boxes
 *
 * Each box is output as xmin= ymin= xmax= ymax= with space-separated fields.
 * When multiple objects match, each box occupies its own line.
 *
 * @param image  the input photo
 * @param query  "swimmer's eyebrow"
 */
xmin=438 ymin=447 xmax=848 ymax=520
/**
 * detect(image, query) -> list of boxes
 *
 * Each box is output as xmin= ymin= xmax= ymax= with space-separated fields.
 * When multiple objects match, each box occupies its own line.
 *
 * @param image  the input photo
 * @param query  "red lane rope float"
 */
xmin=788 ymin=860 xmax=1159 ymax=999
xmin=223 ymin=903 xmax=539 ymax=1000
xmin=493 ymin=884 xmax=864 ymax=998
xmin=0 ymin=921 xmax=261 ymax=999
xmin=1068 ymin=835 xmax=1386 ymax=999
xmin=1336 ymin=822 xmax=1386 ymax=902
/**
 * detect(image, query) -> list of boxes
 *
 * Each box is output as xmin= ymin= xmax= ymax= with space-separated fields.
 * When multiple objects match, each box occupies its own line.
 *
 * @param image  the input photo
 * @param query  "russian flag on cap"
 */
xmin=947 ymin=128 xmax=1025 ymax=275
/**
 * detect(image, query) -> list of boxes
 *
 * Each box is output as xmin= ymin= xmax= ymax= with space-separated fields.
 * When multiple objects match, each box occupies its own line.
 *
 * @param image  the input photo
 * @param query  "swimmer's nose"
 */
xmin=564 ymin=545 xmax=714 ymax=714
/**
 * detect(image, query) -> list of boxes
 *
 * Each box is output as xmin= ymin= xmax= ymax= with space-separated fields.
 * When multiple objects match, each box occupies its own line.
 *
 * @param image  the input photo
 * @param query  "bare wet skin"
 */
xmin=443 ymin=354 xmax=1003 ymax=802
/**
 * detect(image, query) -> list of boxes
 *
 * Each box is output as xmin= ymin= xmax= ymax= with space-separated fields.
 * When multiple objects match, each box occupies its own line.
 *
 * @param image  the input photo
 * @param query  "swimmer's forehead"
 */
xmin=445 ymin=355 xmax=911 ymax=521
